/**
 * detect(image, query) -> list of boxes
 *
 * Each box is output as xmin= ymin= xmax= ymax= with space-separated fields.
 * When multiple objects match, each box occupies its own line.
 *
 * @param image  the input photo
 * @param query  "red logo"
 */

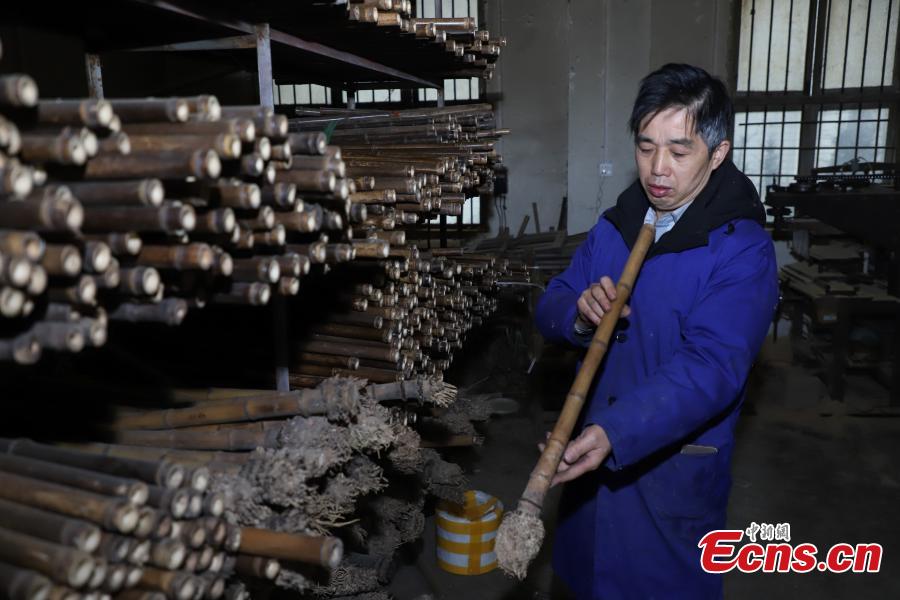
xmin=698 ymin=528 xmax=882 ymax=574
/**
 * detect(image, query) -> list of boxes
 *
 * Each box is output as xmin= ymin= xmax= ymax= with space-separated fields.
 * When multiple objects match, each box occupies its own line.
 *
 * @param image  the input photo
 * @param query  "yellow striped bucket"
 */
xmin=436 ymin=490 xmax=503 ymax=575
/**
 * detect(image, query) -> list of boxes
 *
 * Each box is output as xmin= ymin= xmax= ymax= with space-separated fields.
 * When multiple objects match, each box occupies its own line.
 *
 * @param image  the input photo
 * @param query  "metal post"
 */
xmin=330 ymin=86 xmax=342 ymax=107
xmin=432 ymin=0 xmax=446 ymax=246
xmin=437 ymin=84 xmax=445 ymax=246
xmin=273 ymin=296 xmax=290 ymax=391
xmin=85 ymin=54 xmax=104 ymax=99
xmin=256 ymin=23 xmax=275 ymax=108
xmin=257 ymin=21 xmax=284 ymax=390
xmin=892 ymin=311 xmax=900 ymax=406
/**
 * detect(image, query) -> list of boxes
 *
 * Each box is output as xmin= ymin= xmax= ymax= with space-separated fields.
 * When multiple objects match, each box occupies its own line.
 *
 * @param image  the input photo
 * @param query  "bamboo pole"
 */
xmin=0 ymin=470 xmax=140 ymax=534
xmin=138 ymin=567 xmax=196 ymax=600
xmin=110 ymin=422 xmax=280 ymax=452
xmin=60 ymin=442 xmax=251 ymax=470
xmin=109 ymin=385 xmax=357 ymax=430
xmin=116 ymin=591 xmax=166 ymax=600
xmin=234 ymin=555 xmax=280 ymax=580
xmin=0 ymin=438 xmax=184 ymax=488
xmin=496 ymin=223 xmax=656 ymax=579
xmin=0 ymin=453 xmax=148 ymax=505
xmin=238 ymin=528 xmax=343 ymax=569
xmin=0 ymin=561 xmax=53 ymax=600
xmin=0 ymin=499 xmax=101 ymax=553
xmin=0 ymin=527 xmax=95 ymax=589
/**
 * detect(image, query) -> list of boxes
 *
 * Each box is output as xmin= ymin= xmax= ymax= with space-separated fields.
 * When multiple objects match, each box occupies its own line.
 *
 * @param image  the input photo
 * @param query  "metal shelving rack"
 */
xmin=4 ymin=0 xmax=483 ymax=104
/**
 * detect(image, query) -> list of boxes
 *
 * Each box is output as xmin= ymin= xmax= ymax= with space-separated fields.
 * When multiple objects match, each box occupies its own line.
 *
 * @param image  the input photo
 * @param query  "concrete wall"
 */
xmin=485 ymin=0 xmax=739 ymax=234
xmin=483 ymin=1 xmax=570 ymax=235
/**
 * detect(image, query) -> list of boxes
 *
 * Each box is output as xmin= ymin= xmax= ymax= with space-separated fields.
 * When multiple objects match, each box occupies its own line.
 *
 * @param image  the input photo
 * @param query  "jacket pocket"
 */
xmin=642 ymin=450 xmax=720 ymax=519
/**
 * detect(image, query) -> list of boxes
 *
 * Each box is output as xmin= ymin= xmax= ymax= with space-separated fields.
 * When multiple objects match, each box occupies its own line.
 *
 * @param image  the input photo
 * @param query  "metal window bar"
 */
xmin=759 ymin=0 xmax=775 ymax=183
xmin=777 ymin=0 xmax=796 ymax=178
xmin=832 ymin=0 xmax=854 ymax=164
xmin=812 ymin=0 xmax=829 ymax=167
xmin=875 ymin=0 xmax=894 ymax=153
xmin=853 ymin=0 xmax=874 ymax=159
xmin=740 ymin=0 xmax=757 ymax=176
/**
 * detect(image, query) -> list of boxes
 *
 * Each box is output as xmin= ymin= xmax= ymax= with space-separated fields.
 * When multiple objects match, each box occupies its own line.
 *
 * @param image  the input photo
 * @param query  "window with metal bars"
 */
xmin=732 ymin=0 xmax=900 ymax=206
xmin=274 ymin=83 xmax=332 ymax=106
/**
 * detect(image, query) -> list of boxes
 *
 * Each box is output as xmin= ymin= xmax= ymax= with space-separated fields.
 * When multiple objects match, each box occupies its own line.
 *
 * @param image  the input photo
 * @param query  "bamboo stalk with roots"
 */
xmin=495 ymin=223 xmax=655 ymax=579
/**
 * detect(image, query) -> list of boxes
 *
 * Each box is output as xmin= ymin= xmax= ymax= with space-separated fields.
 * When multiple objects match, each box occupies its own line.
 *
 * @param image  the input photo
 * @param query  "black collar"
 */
xmin=603 ymin=160 xmax=763 ymax=258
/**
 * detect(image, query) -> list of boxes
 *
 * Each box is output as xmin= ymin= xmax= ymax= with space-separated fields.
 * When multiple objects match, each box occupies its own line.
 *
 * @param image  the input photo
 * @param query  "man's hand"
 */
xmin=538 ymin=424 xmax=612 ymax=487
xmin=576 ymin=276 xmax=631 ymax=328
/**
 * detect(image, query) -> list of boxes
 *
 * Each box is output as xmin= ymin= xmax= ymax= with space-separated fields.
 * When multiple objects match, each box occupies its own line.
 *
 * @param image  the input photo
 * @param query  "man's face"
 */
xmin=634 ymin=107 xmax=730 ymax=213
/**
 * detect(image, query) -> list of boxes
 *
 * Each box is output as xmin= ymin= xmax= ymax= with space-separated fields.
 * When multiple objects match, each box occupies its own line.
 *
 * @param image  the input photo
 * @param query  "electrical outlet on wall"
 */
xmin=599 ymin=161 xmax=613 ymax=177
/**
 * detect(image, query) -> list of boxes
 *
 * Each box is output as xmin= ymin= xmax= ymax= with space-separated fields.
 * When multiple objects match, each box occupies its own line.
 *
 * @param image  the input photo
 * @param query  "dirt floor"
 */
xmin=388 ymin=332 xmax=900 ymax=599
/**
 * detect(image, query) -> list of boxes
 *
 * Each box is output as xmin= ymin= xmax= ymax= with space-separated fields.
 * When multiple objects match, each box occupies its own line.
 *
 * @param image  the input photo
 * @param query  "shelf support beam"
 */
xmin=85 ymin=54 xmax=104 ymax=99
xmin=255 ymin=23 xmax=274 ymax=108
xmin=129 ymin=0 xmax=440 ymax=89
xmin=254 ymin=21 xmax=285 ymax=390
xmin=123 ymin=35 xmax=257 ymax=52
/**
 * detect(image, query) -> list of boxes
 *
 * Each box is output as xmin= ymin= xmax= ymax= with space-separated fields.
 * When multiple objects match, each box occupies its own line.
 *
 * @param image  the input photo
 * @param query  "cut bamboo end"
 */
xmin=238 ymin=527 xmax=344 ymax=568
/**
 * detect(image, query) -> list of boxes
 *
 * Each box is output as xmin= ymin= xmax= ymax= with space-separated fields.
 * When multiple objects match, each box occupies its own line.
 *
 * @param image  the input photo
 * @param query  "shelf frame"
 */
xmin=126 ymin=0 xmax=440 ymax=90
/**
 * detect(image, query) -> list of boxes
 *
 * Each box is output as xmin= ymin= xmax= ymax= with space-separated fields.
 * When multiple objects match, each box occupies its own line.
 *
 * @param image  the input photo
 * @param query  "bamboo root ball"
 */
xmin=496 ymin=507 xmax=545 ymax=580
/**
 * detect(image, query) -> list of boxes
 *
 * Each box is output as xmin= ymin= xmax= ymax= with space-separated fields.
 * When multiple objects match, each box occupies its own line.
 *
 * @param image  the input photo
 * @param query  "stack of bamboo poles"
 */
xmin=282 ymin=104 xmax=507 ymax=385
xmin=346 ymin=0 xmax=414 ymax=26
xmin=0 ymin=70 xmax=114 ymax=365
xmin=0 ymin=436 xmax=344 ymax=600
xmin=287 ymin=248 xmax=504 ymax=386
xmin=338 ymin=5 xmax=503 ymax=80
xmin=407 ymin=16 xmax=504 ymax=80
xmin=467 ymin=227 xmax=583 ymax=282
xmin=0 ymin=51 xmax=508 ymax=368
xmin=0 ymin=66 xmax=359 ymax=363
xmin=289 ymin=104 xmax=505 ymax=221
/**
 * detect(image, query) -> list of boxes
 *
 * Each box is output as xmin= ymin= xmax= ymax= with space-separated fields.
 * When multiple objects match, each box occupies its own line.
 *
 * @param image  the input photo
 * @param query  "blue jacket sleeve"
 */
xmin=590 ymin=230 xmax=778 ymax=470
xmin=534 ymin=220 xmax=603 ymax=348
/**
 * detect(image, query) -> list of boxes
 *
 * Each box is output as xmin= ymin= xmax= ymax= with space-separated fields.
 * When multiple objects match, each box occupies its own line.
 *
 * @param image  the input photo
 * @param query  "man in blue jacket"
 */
xmin=535 ymin=64 xmax=779 ymax=599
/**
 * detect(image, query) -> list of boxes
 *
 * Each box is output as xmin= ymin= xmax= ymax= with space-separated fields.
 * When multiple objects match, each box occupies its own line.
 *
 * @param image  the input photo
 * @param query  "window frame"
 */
xmin=732 ymin=0 xmax=900 ymax=187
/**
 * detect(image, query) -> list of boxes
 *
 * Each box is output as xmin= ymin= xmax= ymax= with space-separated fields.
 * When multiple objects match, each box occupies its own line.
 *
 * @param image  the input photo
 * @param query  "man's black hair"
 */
xmin=628 ymin=63 xmax=733 ymax=156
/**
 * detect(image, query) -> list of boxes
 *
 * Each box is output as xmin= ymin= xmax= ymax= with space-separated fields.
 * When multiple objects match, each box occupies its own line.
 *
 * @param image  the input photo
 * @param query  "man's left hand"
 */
xmin=538 ymin=424 xmax=612 ymax=487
